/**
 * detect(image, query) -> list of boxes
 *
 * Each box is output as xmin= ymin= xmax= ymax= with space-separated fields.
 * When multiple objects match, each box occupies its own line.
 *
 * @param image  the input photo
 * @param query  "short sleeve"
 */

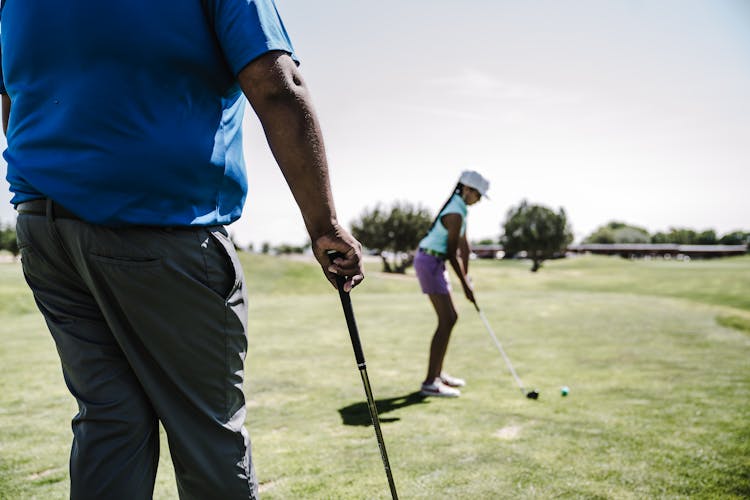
xmin=440 ymin=195 xmax=467 ymax=219
xmin=205 ymin=0 xmax=298 ymax=76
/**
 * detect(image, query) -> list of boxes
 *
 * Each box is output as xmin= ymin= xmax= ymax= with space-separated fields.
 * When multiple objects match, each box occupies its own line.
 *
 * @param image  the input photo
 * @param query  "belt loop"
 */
xmin=46 ymin=198 xmax=55 ymax=222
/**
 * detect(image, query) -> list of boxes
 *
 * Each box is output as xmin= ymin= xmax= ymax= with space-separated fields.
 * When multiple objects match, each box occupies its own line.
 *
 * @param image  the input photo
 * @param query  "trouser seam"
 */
xmin=223 ymin=304 xmax=230 ymax=422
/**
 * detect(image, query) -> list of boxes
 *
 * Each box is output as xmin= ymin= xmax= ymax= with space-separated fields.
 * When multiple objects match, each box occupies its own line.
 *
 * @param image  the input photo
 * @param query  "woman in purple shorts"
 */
xmin=415 ymin=170 xmax=490 ymax=397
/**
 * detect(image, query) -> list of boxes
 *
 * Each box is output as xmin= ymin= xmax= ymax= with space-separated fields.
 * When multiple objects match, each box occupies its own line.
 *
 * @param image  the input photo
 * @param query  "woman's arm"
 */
xmin=459 ymin=232 xmax=470 ymax=275
xmin=443 ymin=213 xmax=475 ymax=303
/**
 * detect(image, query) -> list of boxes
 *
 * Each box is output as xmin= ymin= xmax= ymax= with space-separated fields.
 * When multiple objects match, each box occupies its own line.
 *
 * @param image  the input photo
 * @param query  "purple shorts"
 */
xmin=414 ymin=249 xmax=452 ymax=295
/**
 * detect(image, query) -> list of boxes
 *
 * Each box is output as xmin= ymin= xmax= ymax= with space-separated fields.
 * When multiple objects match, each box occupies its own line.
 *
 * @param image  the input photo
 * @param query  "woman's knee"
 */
xmin=430 ymin=293 xmax=458 ymax=329
xmin=439 ymin=310 xmax=458 ymax=329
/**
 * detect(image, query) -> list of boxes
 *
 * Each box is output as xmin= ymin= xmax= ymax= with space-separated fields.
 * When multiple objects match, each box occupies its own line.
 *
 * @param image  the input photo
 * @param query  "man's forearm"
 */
xmin=239 ymin=53 xmax=338 ymax=240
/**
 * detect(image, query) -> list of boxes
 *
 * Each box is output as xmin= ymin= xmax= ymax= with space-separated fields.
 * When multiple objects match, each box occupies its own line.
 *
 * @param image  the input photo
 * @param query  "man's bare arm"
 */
xmin=237 ymin=51 xmax=363 ymax=291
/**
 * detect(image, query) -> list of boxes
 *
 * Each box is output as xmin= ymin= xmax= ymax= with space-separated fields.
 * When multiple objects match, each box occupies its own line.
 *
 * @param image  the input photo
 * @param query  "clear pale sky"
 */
xmin=2 ymin=0 xmax=748 ymax=247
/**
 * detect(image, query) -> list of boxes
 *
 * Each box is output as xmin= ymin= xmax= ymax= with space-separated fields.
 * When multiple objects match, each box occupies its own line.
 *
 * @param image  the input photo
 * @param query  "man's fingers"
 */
xmin=325 ymin=254 xmax=364 ymax=291
xmin=343 ymin=273 xmax=364 ymax=292
xmin=324 ymin=268 xmax=363 ymax=292
xmin=326 ymin=248 xmax=360 ymax=274
xmin=328 ymin=258 xmax=360 ymax=276
xmin=312 ymin=227 xmax=364 ymax=291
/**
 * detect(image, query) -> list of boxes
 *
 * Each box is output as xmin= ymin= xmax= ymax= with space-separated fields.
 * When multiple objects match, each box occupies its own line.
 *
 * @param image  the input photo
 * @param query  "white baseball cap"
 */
xmin=459 ymin=170 xmax=490 ymax=198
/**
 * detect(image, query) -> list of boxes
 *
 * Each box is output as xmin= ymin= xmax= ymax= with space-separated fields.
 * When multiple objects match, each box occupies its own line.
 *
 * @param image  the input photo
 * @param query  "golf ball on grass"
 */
xmin=561 ymin=386 xmax=569 ymax=396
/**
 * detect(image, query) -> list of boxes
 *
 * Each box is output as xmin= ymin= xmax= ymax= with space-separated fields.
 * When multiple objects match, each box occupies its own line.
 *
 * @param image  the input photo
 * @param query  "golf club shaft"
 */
xmin=474 ymin=303 xmax=527 ymax=396
xmin=358 ymin=366 xmax=398 ymax=499
xmin=333 ymin=272 xmax=398 ymax=500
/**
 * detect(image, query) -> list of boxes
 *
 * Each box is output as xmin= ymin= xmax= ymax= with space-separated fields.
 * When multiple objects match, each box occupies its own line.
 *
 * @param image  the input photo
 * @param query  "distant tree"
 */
xmin=475 ymin=238 xmax=497 ymax=245
xmin=649 ymin=228 xmax=750 ymax=247
xmin=0 ymin=224 xmax=19 ymax=258
xmin=718 ymin=231 xmax=750 ymax=246
xmin=273 ymin=242 xmax=309 ymax=255
xmin=585 ymin=227 xmax=615 ymax=244
xmin=501 ymin=200 xmax=573 ymax=272
xmin=261 ymin=242 xmax=271 ymax=254
xmin=650 ymin=231 xmax=668 ymax=244
xmin=351 ymin=201 xmax=432 ymax=273
xmin=695 ymin=230 xmax=717 ymax=245
xmin=652 ymin=228 xmax=697 ymax=244
xmin=585 ymin=221 xmax=650 ymax=244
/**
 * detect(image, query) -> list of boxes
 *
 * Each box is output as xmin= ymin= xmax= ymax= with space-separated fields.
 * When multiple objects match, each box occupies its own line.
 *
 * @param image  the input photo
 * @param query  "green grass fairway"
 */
xmin=1 ymin=254 xmax=749 ymax=498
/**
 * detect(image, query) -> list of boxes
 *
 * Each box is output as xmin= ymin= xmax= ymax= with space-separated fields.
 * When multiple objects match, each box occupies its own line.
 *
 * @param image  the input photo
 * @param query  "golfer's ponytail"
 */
xmin=424 ymin=182 xmax=463 ymax=236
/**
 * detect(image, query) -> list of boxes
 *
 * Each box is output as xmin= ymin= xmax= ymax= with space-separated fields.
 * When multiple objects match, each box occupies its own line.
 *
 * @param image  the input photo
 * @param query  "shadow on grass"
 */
xmin=338 ymin=391 xmax=430 ymax=426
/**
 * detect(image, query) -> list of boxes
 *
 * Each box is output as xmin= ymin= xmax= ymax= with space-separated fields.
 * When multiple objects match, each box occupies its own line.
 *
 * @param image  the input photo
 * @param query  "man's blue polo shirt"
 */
xmin=0 ymin=0 xmax=297 ymax=226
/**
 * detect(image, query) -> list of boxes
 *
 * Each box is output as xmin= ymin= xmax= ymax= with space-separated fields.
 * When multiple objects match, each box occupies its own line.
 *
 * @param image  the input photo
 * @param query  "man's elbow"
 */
xmin=239 ymin=52 xmax=307 ymax=106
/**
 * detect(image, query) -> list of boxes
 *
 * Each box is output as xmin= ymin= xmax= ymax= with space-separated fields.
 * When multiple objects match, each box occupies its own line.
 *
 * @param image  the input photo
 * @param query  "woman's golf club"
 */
xmin=473 ymin=302 xmax=539 ymax=400
xmin=329 ymin=252 xmax=398 ymax=500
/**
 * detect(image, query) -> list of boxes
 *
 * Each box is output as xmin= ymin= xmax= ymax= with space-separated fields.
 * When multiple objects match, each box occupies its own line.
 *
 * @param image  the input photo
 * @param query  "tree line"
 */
xmin=2 ymin=203 xmax=747 ymax=272
xmin=351 ymin=201 xmax=749 ymax=273
xmin=350 ymin=199 xmax=574 ymax=273
xmin=584 ymin=221 xmax=749 ymax=246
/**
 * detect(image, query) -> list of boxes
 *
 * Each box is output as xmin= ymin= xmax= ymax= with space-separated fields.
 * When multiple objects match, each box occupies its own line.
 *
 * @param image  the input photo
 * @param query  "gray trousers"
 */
xmin=16 ymin=211 xmax=257 ymax=499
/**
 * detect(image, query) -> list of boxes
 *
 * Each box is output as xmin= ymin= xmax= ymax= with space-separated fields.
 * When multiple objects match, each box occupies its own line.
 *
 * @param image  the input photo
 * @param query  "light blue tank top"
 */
xmin=418 ymin=194 xmax=467 ymax=254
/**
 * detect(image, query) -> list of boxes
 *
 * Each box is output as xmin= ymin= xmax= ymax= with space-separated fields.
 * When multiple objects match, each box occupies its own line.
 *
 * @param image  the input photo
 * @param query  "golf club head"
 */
xmin=526 ymin=390 xmax=539 ymax=400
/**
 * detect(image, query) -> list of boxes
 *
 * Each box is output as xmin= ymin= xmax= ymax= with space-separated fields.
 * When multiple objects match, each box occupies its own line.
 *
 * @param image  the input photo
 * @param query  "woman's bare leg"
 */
xmin=423 ymin=293 xmax=458 ymax=384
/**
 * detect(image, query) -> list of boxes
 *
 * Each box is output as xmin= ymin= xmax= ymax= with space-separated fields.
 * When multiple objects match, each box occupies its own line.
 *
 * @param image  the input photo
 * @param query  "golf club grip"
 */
xmin=326 ymin=251 xmax=367 ymax=366
xmin=335 ymin=281 xmax=367 ymax=367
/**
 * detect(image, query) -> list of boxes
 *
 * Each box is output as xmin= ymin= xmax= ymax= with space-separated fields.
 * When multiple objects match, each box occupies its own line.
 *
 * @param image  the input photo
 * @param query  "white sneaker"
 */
xmin=440 ymin=372 xmax=466 ymax=387
xmin=420 ymin=379 xmax=461 ymax=397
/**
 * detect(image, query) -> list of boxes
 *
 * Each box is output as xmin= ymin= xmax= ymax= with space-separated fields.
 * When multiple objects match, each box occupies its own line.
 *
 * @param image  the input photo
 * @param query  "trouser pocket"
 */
xmin=207 ymin=227 xmax=244 ymax=303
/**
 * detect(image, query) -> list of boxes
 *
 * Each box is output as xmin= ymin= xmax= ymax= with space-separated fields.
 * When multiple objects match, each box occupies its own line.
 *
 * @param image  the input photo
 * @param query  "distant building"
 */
xmin=471 ymin=244 xmax=505 ymax=259
xmin=567 ymin=243 xmax=748 ymax=259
